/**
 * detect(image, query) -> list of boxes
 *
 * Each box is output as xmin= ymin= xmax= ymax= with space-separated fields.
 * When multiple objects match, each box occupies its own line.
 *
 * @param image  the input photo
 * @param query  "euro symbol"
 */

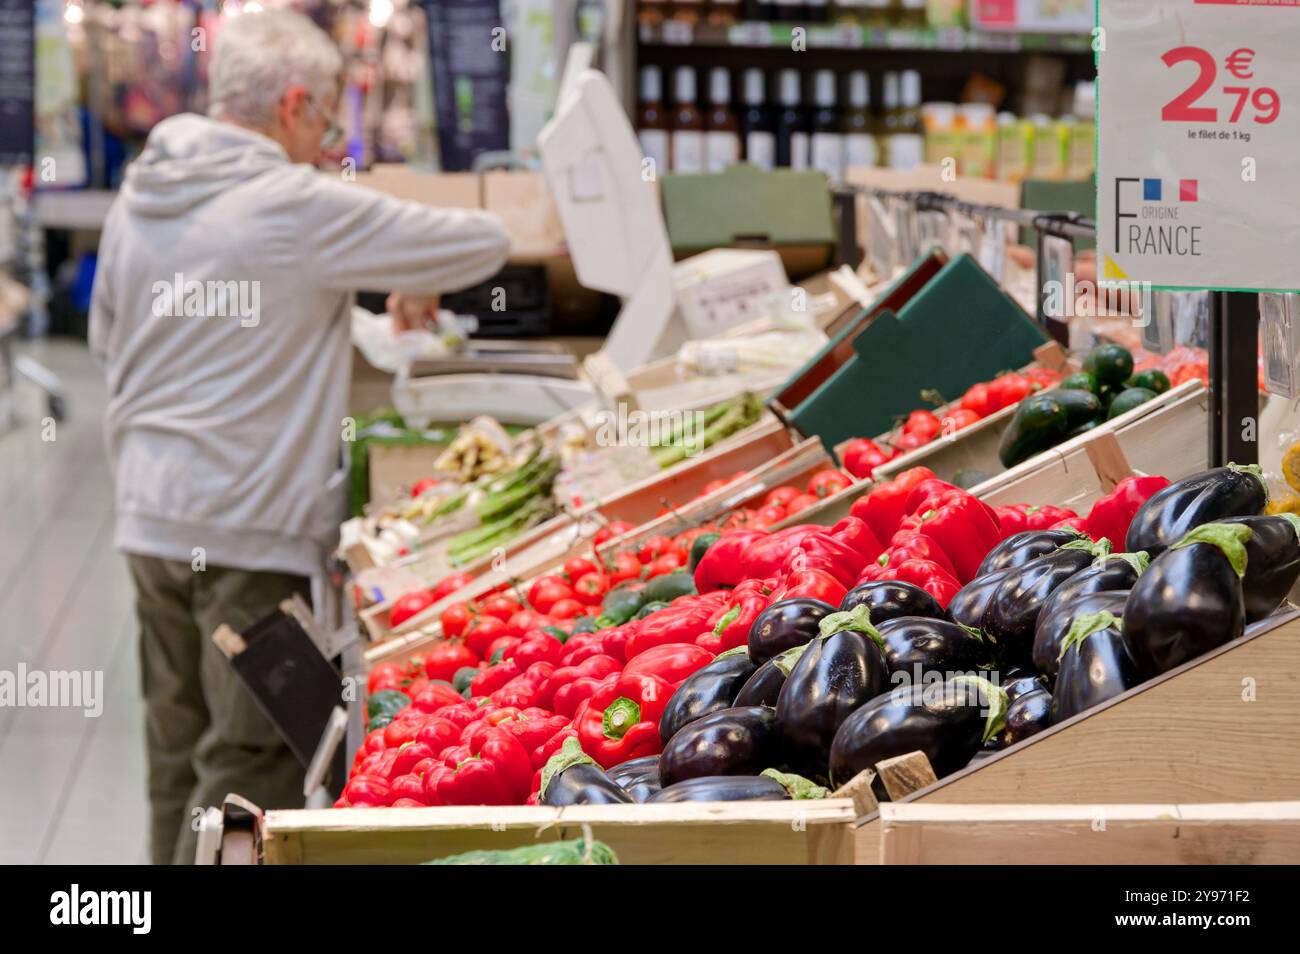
xmin=1225 ymin=48 xmax=1256 ymax=80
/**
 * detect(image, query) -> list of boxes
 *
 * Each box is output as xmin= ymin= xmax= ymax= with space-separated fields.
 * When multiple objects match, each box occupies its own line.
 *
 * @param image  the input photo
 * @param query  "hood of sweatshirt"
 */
xmin=120 ymin=113 xmax=290 ymax=218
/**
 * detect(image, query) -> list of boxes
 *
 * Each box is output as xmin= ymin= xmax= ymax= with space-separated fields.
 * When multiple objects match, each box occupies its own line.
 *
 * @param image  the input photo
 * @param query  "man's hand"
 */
xmin=387 ymin=293 xmax=440 ymax=333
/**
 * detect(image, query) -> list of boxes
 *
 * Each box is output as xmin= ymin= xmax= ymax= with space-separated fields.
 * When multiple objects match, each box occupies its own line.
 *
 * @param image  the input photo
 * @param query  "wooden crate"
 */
xmin=261 ymin=799 xmax=858 ymax=865
xmin=877 ymin=801 xmax=1300 ymax=865
xmin=852 ymin=611 xmax=1300 ymax=863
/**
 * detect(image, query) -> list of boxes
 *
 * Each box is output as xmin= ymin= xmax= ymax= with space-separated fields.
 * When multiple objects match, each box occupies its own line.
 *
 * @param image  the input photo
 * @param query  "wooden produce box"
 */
xmin=853 ymin=610 xmax=1300 ymax=864
xmin=357 ymin=418 xmax=804 ymax=646
xmin=260 ymin=799 xmax=858 ymax=865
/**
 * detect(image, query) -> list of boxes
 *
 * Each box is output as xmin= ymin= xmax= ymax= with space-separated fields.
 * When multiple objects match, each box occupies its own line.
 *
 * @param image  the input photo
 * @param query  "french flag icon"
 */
xmin=1143 ymin=178 xmax=1198 ymax=202
xmin=1180 ymin=179 xmax=1198 ymax=202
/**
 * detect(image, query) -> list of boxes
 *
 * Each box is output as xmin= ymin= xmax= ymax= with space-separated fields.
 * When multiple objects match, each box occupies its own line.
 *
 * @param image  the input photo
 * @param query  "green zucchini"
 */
xmin=600 ymin=584 xmax=648 ymax=626
xmin=1126 ymin=369 xmax=1170 ymax=395
xmin=1059 ymin=371 xmax=1098 ymax=394
xmin=1082 ymin=343 xmax=1134 ymax=388
xmin=1107 ymin=387 xmax=1158 ymax=420
xmin=1044 ymin=387 xmax=1103 ymax=430
xmin=641 ymin=570 xmax=697 ymax=604
xmin=998 ymin=393 xmax=1070 ymax=468
xmin=688 ymin=531 xmax=722 ymax=573
xmin=635 ymin=600 xmax=670 ymax=620
xmin=366 ymin=689 xmax=410 ymax=722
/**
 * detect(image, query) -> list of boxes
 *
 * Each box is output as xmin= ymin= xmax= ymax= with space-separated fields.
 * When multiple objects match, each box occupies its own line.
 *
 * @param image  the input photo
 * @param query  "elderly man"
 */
xmin=89 ymin=9 xmax=509 ymax=863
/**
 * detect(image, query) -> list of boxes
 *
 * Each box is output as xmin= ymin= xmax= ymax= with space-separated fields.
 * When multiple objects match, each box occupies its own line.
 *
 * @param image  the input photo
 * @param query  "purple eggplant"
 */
xmin=828 ymin=675 xmax=1009 ymax=791
xmin=1219 ymin=514 xmax=1300 ymax=621
xmin=1051 ymin=610 xmax=1140 ymax=723
xmin=949 ymin=566 xmax=1016 ymax=629
xmin=647 ymin=774 xmax=790 ymax=803
xmin=840 ymin=581 xmax=946 ymax=624
xmin=606 ymin=755 xmax=663 ymax=802
xmin=733 ymin=643 xmax=807 ymax=707
xmin=659 ymin=648 xmax=758 ymax=743
xmin=747 ymin=598 xmax=836 ymax=664
xmin=1125 ymin=464 xmax=1267 ymax=556
xmin=538 ymin=738 xmax=634 ymax=806
xmin=983 ymin=539 xmax=1111 ymax=665
xmin=1035 ymin=552 xmax=1147 ymax=632
xmin=1000 ymin=668 xmax=1049 ymax=703
xmin=987 ymin=688 xmax=1052 ymax=750
xmin=977 ymin=527 xmax=1088 ymax=577
xmin=775 ymin=606 xmax=889 ymax=782
xmin=1032 ymin=590 xmax=1131 ymax=679
xmin=1123 ymin=523 xmax=1248 ymax=677
xmin=873 ymin=616 xmax=988 ymax=683
xmin=660 ymin=706 xmax=781 ymax=785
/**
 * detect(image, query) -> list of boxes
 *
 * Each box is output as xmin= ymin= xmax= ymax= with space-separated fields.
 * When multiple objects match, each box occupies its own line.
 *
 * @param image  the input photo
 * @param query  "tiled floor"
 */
xmin=0 ymin=338 xmax=148 ymax=863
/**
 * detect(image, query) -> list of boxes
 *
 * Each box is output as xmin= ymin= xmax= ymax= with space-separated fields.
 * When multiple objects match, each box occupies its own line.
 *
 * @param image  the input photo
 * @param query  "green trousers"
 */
xmin=127 ymin=555 xmax=310 ymax=864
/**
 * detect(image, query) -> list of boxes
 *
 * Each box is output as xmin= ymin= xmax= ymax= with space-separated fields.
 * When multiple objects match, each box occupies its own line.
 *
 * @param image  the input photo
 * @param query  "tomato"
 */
xmin=606 ymin=551 xmax=642 ymax=584
xmin=902 ymin=409 xmax=942 ymax=440
xmin=959 ymin=382 xmax=994 ymax=418
xmin=505 ymin=609 xmax=549 ymax=636
xmin=646 ymin=553 xmax=684 ymax=578
xmin=764 ymin=486 xmax=801 ymax=509
xmin=593 ymin=520 xmax=636 ymax=547
xmin=410 ymin=478 xmax=438 ymax=499
xmin=988 ymin=372 xmax=1033 ymax=411
xmin=755 ymin=504 xmax=787 ymax=525
xmin=784 ymin=493 xmax=821 ymax=516
xmin=367 ymin=662 xmax=407 ymax=695
xmin=430 ymin=572 xmax=475 ymax=602
xmin=940 ymin=409 xmax=981 ymax=436
xmin=1024 ymin=367 xmax=1060 ymax=389
xmin=439 ymin=601 xmax=473 ymax=640
xmin=464 ymin=615 xmax=507 ymax=658
xmin=527 ymin=574 xmax=569 ymax=607
xmin=893 ymin=431 xmax=931 ymax=452
xmin=841 ymin=439 xmax=897 ymax=480
xmin=415 ymin=718 xmax=460 ymax=755
xmin=563 ymin=556 xmax=599 ymax=584
xmin=479 ymin=594 xmax=521 ymax=623
xmin=343 ymin=775 xmax=393 ymax=807
xmin=364 ymin=728 xmax=388 ymax=755
xmin=701 ymin=478 xmax=730 ymax=495
xmin=548 ymin=597 xmax=586 ymax=620
xmin=573 ymin=572 xmax=609 ymax=603
xmin=636 ymin=535 xmax=672 ymax=564
xmin=808 ymin=469 xmax=853 ymax=499
xmin=424 ymin=639 xmax=480 ymax=681
xmin=486 ymin=635 xmax=521 ymax=663
xmin=389 ymin=588 xmax=436 ymax=628
xmin=529 ymin=579 xmax=576 ymax=614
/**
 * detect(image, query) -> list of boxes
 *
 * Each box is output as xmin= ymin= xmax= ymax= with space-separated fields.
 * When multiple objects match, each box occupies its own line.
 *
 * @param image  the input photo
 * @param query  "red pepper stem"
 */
xmin=602 ymin=697 xmax=642 ymax=740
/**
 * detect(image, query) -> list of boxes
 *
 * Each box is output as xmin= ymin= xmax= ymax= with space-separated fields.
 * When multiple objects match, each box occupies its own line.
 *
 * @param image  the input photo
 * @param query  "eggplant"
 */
xmin=734 ymin=643 xmax=806 ymax=707
xmin=1123 ymin=523 xmax=1248 ymax=677
xmin=538 ymin=738 xmax=634 ymax=806
xmin=659 ymin=648 xmax=758 ymax=742
xmin=1219 ymin=514 xmax=1300 ymax=621
xmin=1035 ymin=552 xmax=1147 ymax=628
xmin=1000 ymin=668 xmax=1050 ymax=703
xmin=747 ymin=598 xmax=836 ymax=664
xmin=1051 ymin=610 xmax=1140 ymax=723
xmin=660 ymin=706 xmax=781 ymax=785
xmin=840 ymin=581 xmax=945 ymax=624
xmin=949 ymin=566 xmax=1016 ymax=629
xmin=873 ymin=616 xmax=988 ymax=683
xmin=1125 ymin=464 xmax=1267 ymax=556
xmin=775 ymin=606 xmax=889 ymax=781
xmin=977 ymin=528 xmax=1088 ymax=577
xmin=1032 ymin=590 xmax=1131 ymax=679
xmin=606 ymin=756 xmax=663 ymax=803
xmin=647 ymin=775 xmax=789 ymax=803
xmin=983 ymin=540 xmax=1109 ymax=665
xmin=828 ymin=675 xmax=1009 ymax=791
xmin=987 ymin=688 xmax=1052 ymax=750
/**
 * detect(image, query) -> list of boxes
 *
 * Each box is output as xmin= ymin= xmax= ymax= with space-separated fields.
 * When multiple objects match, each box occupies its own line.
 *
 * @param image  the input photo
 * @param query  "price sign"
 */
xmin=1098 ymin=0 xmax=1300 ymax=291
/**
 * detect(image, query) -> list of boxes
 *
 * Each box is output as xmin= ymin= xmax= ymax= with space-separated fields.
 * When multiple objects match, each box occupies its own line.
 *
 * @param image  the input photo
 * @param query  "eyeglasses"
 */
xmin=305 ymin=97 xmax=345 ymax=151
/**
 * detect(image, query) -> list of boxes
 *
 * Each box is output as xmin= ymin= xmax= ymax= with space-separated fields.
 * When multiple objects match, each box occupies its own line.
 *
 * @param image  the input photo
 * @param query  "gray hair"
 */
xmin=208 ymin=8 xmax=343 ymax=127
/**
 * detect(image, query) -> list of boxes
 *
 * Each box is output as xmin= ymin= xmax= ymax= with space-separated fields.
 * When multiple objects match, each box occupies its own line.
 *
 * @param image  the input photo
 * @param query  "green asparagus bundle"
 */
xmin=651 ymin=393 xmax=764 ymax=469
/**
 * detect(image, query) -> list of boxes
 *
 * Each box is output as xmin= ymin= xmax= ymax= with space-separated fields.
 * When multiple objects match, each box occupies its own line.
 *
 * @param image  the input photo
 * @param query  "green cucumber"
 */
xmin=1044 ymin=387 xmax=1103 ymax=430
xmin=600 ymin=584 xmax=648 ymax=626
xmin=1082 ymin=343 xmax=1134 ymax=388
xmin=998 ymin=393 xmax=1070 ymax=468
xmin=1126 ymin=369 xmax=1170 ymax=395
xmin=635 ymin=600 xmax=670 ymax=620
xmin=641 ymin=570 xmax=697 ymax=604
xmin=366 ymin=688 xmax=411 ymax=722
xmin=1107 ymin=387 xmax=1158 ymax=420
xmin=1060 ymin=371 xmax=1098 ymax=394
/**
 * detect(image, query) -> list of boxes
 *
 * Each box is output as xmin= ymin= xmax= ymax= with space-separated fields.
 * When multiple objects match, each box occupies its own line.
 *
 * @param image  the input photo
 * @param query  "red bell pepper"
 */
xmin=1051 ymin=515 xmax=1091 ymax=534
xmin=878 ymin=531 xmax=958 ymax=579
xmin=908 ymin=492 xmax=1004 ymax=583
xmin=698 ymin=588 xmax=771 ymax=654
xmin=432 ymin=701 xmax=484 ymax=729
xmin=496 ymin=707 xmax=569 ymax=758
xmin=780 ymin=531 xmax=867 ymax=587
xmin=883 ymin=558 xmax=961 ymax=609
xmin=414 ymin=717 xmax=460 ymax=757
xmin=624 ymin=642 xmax=715 ymax=685
xmin=433 ymin=724 xmax=533 ymax=805
xmin=850 ymin=467 xmax=937 ymax=544
xmin=575 ymin=671 xmax=673 ymax=769
xmin=693 ymin=529 xmax=767 ymax=592
xmin=828 ymin=516 xmax=885 ymax=564
xmin=510 ymin=632 xmax=563 ymax=670
xmin=537 ymin=653 xmax=621 ymax=713
xmin=595 ymin=619 xmax=642 ymax=664
xmin=410 ymin=682 xmax=465 ymax=714
xmin=768 ymin=562 xmax=848 ymax=606
xmin=469 ymin=658 xmax=520 ymax=697
xmin=902 ymin=478 xmax=964 ymax=516
xmin=622 ymin=595 xmax=726 ymax=659
xmin=739 ymin=526 xmax=818 ymax=580
xmin=1084 ymin=475 xmax=1172 ymax=548
xmin=994 ymin=504 xmax=1030 ymax=539
xmin=557 ymin=630 xmax=607 ymax=667
xmin=1021 ymin=504 xmax=1080 ymax=532
xmin=489 ymin=661 xmax=556 ymax=709
xmin=530 ymin=725 xmax=577 ymax=770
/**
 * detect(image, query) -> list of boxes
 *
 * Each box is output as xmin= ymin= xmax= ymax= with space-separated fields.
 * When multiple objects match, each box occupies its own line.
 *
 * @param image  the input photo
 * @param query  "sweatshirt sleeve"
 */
xmin=87 ymin=206 xmax=120 ymax=366
xmin=292 ymin=172 xmax=511 ymax=295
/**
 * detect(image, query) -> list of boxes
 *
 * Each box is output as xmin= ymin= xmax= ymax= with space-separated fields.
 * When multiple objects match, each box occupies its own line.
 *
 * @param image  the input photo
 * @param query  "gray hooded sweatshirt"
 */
xmin=90 ymin=114 xmax=510 ymax=577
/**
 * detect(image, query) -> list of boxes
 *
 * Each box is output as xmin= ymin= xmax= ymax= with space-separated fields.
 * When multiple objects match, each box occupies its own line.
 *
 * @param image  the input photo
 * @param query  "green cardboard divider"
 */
xmin=788 ymin=254 xmax=1048 ymax=453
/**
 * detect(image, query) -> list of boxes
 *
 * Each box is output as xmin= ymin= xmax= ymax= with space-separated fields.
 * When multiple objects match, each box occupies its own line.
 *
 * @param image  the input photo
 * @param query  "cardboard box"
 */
xmin=661 ymin=164 xmax=836 ymax=281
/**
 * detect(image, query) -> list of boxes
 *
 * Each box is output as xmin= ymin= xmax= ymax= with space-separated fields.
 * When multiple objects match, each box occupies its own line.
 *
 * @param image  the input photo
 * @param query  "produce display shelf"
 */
xmin=854 ymin=610 xmax=1300 ymax=864
xmin=260 ymin=799 xmax=859 ymax=865
xmin=638 ymin=21 xmax=1093 ymax=54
